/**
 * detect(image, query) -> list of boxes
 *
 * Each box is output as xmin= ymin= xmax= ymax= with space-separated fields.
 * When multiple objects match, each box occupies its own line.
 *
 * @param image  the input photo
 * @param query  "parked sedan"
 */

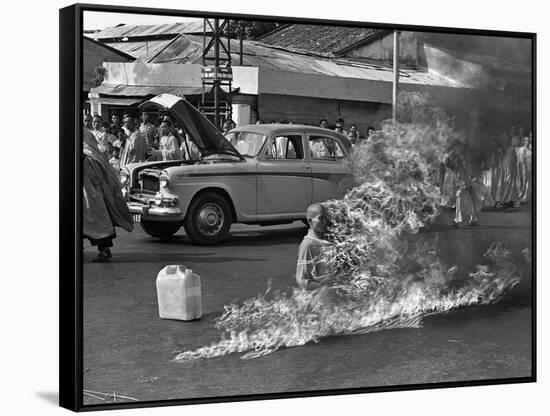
xmin=122 ymin=93 xmax=354 ymax=244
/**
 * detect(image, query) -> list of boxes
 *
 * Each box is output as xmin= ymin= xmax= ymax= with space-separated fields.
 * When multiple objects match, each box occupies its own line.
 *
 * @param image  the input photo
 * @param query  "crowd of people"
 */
xmin=440 ymin=126 xmax=533 ymax=228
xmin=254 ymin=117 xmax=375 ymax=146
xmin=83 ymin=111 xmax=201 ymax=171
xmin=84 ymin=110 xmax=377 ymax=170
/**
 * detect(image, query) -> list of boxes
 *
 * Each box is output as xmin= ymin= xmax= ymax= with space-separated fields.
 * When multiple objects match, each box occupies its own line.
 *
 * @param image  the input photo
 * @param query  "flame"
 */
xmin=174 ymin=242 xmax=520 ymax=362
xmin=173 ymin=93 xmax=524 ymax=362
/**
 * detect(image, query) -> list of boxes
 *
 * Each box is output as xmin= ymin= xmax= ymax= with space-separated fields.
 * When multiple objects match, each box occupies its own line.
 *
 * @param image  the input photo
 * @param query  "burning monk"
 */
xmin=296 ymin=203 xmax=332 ymax=290
xmin=83 ymin=129 xmax=133 ymax=261
xmin=296 ymin=203 xmax=339 ymax=310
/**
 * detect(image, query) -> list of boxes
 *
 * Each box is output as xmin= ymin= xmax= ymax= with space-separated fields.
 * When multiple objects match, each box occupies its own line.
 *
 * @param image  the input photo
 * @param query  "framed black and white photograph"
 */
xmin=59 ymin=2 xmax=536 ymax=412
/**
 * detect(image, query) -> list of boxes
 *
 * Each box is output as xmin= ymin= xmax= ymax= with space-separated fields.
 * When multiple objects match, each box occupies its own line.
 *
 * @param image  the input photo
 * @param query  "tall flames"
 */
xmin=173 ymin=92 xmax=523 ymax=362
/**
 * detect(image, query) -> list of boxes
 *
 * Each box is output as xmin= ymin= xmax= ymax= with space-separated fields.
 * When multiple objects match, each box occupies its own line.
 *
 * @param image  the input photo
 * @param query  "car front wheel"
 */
xmin=184 ymin=192 xmax=232 ymax=245
xmin=140 ymin=220 xmax=181 ymax=240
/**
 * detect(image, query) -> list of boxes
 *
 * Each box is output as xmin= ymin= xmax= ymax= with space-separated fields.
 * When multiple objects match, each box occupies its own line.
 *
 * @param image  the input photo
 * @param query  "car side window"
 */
xmin=334 ymin=140 xmax=345 ymax=159
xmin=265 ymin=135 xmax=304 ymax=160
xmin=309 ymin=136 xmax=343 ymax=160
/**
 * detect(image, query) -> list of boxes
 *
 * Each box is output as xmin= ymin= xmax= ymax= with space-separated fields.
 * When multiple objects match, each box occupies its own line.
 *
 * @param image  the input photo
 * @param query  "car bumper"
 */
xmin=128 ymin=202 xmax=182 ymax=216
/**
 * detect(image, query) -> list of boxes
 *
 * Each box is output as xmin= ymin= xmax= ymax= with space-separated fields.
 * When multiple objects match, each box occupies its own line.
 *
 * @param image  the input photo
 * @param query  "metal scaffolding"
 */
xmin=199 ymin=18 xmax=233 ymax=130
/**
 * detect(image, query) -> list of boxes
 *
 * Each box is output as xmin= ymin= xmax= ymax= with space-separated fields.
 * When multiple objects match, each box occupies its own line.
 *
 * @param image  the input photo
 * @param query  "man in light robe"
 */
xmin=500 ymin=133 xmax=519 ymax=208
xmin=139 ymin=111 xmax=158 ymax=159
xmin=120 ymin=114 xmax=146 ymax=167
xmin=150 ymin=122 xmax=183 ymax=161
xmin=439 ymin=161 xmax=456 ymax=209
xmin=445 ymin=154 xmax=493 ymax=228
xmin=517 ymin=135 xmax=532 ymax=204
xmin=490 ymin=144 xmax=503 ymax=206
xmin=83 ymin=129 xmax=133 ymax=262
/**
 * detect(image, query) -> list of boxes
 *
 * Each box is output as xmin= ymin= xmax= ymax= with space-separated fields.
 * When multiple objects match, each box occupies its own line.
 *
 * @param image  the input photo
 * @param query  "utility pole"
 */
xmin=392 ymin=30 xmax=400 ymax=122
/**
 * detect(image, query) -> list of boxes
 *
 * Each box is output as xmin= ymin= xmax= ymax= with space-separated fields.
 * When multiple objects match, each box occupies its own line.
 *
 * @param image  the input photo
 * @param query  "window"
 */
xmin=309 ymin=136 xmax=345 ymax=160
xmin=265 ymin=135 xmax=304 ymax=160
xmin=225 ymin=131 xmax=267 ymax=157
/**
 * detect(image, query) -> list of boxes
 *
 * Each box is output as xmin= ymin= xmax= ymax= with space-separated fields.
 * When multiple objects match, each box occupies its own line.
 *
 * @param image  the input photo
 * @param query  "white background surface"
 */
xmin=1 ymin=0 xmax=547 ymax=414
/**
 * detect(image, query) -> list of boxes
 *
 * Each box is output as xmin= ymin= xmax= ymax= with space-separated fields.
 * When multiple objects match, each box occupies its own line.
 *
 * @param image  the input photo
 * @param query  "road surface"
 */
xmin=82 ymin=208 xmax=533 ymax=405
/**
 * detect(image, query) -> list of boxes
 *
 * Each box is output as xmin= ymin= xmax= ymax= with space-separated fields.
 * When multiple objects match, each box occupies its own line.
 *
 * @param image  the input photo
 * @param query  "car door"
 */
xmin=307 ymin=133 xmax=351 ymax=203
xmin=256 ymin=132 xmax=312 ymax=217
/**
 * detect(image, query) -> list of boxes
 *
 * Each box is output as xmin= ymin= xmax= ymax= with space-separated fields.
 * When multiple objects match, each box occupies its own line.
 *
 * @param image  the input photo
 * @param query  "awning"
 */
xmin=88 ymin=97 xmax=144 ymax=106
xmin=90 ymin=84 xmax=234 ymax=98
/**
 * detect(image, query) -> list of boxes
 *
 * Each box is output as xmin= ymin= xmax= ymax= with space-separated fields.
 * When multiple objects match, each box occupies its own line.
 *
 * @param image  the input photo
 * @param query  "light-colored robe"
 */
xmin=120 ymin=130 xmax=146 ymax=167
xmin=440 ymin=166 xmax=457 ymax=208
xmin=454 ymin=160 xmax=493 ymax=223
xmin=517 ymin=145 xmax=532 ymax=202
xmin=153 ymin=134 xmax=183 ymax=161
xmin=500 ymin=145 xmax=519 ymax=203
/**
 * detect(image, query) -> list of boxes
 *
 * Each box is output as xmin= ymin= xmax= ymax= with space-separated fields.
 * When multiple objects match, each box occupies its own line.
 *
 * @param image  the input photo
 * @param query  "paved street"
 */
xmin=82 ymin=208 xmax=533 ymax=405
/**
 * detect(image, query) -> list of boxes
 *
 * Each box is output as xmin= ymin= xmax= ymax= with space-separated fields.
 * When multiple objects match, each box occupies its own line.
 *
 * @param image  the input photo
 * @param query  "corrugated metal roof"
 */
xmin=137 ymin=34 xmax=461 ymax=88
xmin=259 ymin=24 xmax=389 ymax=56
xmin=91 ymin=20 xmax=205 ymax=41
xmin=104 ymin=40 xmax=173 ymax=59
xmin=83 ymin=36 xmax=135 ymax=61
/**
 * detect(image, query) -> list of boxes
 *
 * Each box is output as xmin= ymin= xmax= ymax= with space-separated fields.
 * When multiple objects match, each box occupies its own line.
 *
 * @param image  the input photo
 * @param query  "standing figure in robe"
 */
xmin=500 ymin=133 xmax=520 ymax=208
xmin=444 ymin=153 xmax=494 ymax=228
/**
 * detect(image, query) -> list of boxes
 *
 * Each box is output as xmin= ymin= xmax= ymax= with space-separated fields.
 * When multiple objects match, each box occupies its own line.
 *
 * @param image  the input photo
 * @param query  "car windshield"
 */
xmin=225 ymin=131 xmax=267 ymax=157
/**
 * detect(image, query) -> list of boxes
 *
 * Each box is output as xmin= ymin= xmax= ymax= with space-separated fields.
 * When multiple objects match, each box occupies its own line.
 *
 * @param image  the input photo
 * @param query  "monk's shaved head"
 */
xmin=306 ymin=203 xmax=325 ymax=220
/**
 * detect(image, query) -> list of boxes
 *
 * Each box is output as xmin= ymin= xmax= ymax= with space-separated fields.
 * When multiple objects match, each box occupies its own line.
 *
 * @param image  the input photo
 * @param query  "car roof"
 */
xmin=231 ymin=124 xmax=350 ymax=140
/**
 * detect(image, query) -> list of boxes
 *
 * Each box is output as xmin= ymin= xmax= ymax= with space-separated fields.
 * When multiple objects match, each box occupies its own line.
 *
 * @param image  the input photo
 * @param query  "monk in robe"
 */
xmin=83 ymin=129 xmax=133 ymax=262
xmin=445 ymin=153 xmax=493 ymax=228
xmin=500 ymin=134 xmax=519 ymax=208
xmin=517 ymin=136 xmax=532 ymax=204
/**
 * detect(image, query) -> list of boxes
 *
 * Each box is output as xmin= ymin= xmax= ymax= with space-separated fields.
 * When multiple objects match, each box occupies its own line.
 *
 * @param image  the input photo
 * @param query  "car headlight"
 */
xmin=120 ymin=169 xmax=130 ymax=186
xmin=159 ymin=173 xmax=170 ymax=189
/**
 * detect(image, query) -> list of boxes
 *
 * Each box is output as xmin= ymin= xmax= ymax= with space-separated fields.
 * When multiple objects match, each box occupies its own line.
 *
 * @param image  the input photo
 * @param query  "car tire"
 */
xmin=140 ymin=220 xmax=181 ymax=240
xmin=184 ymin=192 xmax=233 ymax=245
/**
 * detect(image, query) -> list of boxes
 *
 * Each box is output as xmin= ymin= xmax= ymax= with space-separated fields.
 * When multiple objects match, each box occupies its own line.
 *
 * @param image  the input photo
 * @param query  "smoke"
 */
xmin=173 ymin=92 xmax=524 ymax=362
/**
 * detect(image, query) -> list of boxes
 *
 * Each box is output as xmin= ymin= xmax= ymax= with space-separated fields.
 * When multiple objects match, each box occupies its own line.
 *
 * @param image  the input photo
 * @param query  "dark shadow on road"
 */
xmin=35 ymin=391 xmax=58 ymax=406
xmin=226 ymin=227 xmax=306 ymax=247
xmin=143 ymin=226 xmax=307 ymax=248
xmin=427 ymin=225 xmax=529 ymax=232
xmin=84 ymin=253 xmax=267 ymax=264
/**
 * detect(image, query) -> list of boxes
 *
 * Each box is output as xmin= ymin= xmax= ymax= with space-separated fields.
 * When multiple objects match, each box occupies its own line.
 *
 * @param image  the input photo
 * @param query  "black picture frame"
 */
xmin=60 ymin=3 xmax=536 ymax=412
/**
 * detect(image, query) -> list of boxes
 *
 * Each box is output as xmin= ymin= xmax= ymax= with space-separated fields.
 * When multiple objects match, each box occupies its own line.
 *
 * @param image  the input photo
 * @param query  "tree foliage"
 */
xmin=223 ymin=20 xmax=279 ymax=40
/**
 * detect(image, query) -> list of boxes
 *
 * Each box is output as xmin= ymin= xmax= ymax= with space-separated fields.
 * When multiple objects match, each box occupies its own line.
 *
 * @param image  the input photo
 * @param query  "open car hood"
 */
xmin=139 ymin=94 xmax=241 ymax=157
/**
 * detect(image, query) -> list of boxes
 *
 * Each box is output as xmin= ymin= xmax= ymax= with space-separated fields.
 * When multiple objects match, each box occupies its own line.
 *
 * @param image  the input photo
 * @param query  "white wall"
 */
xmin=103 ymin=62 xmax=202 ymax=86
xmin=232 ymin=104 xmax=252 ymax=126
xmin=232 ymin=66 xmax=259 ymax=94
xmin=258 ymin=68 xmax=394 ymax=103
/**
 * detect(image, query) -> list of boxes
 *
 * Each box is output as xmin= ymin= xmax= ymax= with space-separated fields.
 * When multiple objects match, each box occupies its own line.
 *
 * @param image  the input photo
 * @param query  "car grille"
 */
xmin=141 ymin=175 xmax=160 ymax=192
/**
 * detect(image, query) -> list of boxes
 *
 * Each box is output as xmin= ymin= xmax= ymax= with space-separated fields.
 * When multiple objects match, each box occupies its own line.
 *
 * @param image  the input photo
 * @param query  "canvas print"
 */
xmin=75 ymin=5 xmax=534 ymax=408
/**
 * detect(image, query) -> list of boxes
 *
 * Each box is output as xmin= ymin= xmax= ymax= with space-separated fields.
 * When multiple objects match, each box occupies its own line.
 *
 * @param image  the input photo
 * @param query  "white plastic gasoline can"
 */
xmin=156 ymin=265 xmax=202 ymax=321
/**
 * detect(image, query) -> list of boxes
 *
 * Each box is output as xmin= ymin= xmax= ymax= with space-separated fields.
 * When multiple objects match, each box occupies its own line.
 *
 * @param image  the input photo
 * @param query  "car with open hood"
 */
xmin=121 ymin=93 xmax=354 ymax=244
